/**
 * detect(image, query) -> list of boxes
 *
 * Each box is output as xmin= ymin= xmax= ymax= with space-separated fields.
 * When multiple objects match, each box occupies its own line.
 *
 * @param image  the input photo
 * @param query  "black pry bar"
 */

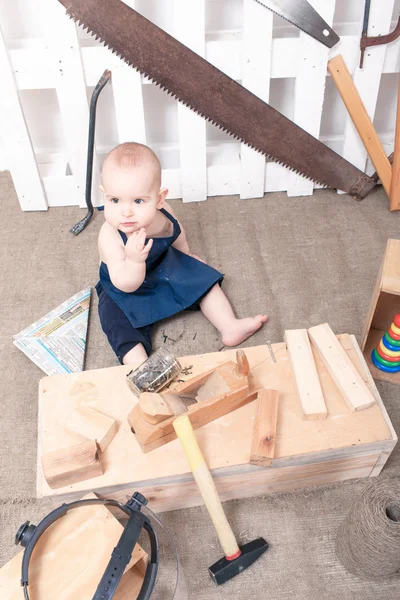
xmin=70 ymin=69 xmax=111 ymax=235
xmin=360 ymin=0 xmax=372 ymax=69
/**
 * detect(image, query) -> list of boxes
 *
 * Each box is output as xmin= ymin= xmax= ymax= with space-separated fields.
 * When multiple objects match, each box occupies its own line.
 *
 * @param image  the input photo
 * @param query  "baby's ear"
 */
xmin=157 ymin=187 xmax=169 ymax=207
xmin=99 ymin=184 xmax=104 ymax=193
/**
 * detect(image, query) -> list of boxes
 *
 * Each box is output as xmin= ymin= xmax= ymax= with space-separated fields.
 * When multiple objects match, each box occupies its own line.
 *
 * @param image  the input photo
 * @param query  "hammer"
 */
xmin=173 ymin=415 xmax=268 ymax=584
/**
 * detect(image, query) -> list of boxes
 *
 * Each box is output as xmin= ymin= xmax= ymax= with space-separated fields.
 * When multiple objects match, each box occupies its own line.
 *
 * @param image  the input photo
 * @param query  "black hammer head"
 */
xmin=209 ymin=537 xmax=269 ymax=585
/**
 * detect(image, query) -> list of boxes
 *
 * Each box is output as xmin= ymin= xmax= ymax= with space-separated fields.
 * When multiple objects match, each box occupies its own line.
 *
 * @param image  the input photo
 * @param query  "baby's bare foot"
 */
xmin=221 ymin=315 xmax=268 ymax=347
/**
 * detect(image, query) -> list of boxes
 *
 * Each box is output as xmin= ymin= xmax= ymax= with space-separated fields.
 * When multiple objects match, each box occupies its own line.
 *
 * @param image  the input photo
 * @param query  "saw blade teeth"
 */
xmin=57 ymin=5 xmax=345 ymax=191
xmin=253 ymin=0 xmax=326 ymax=46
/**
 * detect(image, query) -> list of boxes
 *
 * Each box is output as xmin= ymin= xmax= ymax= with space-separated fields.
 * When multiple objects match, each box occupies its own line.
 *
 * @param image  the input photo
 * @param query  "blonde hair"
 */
xmin=103 ymin=142 xmax=161 ymax=185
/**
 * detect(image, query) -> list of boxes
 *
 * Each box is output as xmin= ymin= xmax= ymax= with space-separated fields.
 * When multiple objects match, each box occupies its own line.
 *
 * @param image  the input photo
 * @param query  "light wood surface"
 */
xmin=308 ymin=324 xmax=375 ymax=412
xmin=328 ymin=55 xmax=392 ymax=198
xmin=390 ymin=76 xmax=400 ymax=211
xmin=37 ymin=337 xmax=395 ymax=507
xmin=285 ymin=329 xmax=327 ymax=420
xmin=250 ymin=389 xmax=279 ymax=467
xmin=0 ymin=493 xmax=147 ymax=599
xmin=139 ymin=392 xmax=174 ymax=424
xmin=41 ymin=440 xmax=103 ymax=489
xmin=173 ymin=415 xmax=239 ymax=558
xmin=64 ymin=405 xmax=118 ymax=452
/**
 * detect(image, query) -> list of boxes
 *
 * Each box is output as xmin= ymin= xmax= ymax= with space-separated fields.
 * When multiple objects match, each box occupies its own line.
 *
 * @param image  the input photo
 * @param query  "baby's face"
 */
xmin=102 ymin=163 xmax=162 ymax=235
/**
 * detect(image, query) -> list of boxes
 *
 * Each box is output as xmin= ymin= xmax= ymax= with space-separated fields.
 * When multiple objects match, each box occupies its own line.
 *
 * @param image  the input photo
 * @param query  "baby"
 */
xmin=96 ymin=142 xmax=268 ymax=365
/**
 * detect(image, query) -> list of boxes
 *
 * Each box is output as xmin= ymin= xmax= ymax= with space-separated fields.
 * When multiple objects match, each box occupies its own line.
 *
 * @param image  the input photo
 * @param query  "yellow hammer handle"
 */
xmin=173 ymin=415 xmax=240 ymax=559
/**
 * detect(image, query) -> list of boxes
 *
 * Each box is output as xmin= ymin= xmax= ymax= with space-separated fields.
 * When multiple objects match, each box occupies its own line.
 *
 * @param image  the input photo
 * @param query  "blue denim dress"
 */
xmin=97 ymin=208 xmax=224 ymax=328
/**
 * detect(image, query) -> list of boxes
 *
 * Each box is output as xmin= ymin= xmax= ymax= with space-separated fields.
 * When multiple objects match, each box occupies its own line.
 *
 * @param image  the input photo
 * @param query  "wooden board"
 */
xmin=41 ymin=439 xmax=103 ymax=489
xmin=0 ymin=493 xmax=147 ymax=599
xmin=285 ymin=329 xmax=327 ymax=420
xmin=37 ymin=336 xmax=397 ymax=510
xmin=250 ymin=389 xmax=279 ymax=467
xmin=308 ymin=324 xmax=376 ymax=412
xmin=328 ymin=54 xmax=392 ymax=198
xmin=65 ymin=406 xmax=118 ymax=452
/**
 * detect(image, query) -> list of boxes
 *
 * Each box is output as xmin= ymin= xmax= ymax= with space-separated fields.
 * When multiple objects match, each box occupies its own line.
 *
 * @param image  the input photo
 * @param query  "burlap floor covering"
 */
xmin=0 ymin=171 xmax=399 ymax=598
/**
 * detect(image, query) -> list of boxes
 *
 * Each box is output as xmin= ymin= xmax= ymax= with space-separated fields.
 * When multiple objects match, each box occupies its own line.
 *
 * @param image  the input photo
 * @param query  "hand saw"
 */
xmin=57 ymin=0 xmax=375 ymax=200
xmin=254 ymin=0 xmax=340 ymax=48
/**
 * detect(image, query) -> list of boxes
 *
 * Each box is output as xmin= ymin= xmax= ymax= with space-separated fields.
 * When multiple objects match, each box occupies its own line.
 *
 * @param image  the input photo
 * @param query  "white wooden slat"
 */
xmin=0 ymin=25 xmax=47 ymax=210
xmin=340 ymin=0 xmax=396 ymax=179
xmin=287 ymin=0 xmax=335 ymax=198
xmin=264 ymin=162 xmax=290 ymax=193
xmin=9 ymin=34 xmax=399 ymax=97
xmin=383 ymin=38 xmax=400 ymax=73
xmin=111 ymin=0 xmax=146 ymax=146
xmin=174 ymin=0 xmax=207 ymax=203
xmin=162 ymin=168 xmax=182 ymax=200
xmin=42 ymin=0 xmax=101 ymax=208
xmin=111 ymin=59 xmax=146 ymax=145
xmin=240 ymin=0 xmax=272 ymax=200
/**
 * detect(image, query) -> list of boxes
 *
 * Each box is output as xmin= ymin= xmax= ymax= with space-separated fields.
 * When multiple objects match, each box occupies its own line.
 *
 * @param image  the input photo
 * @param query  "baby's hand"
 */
xmin=125 ymin=228 xmax=153 ymax=264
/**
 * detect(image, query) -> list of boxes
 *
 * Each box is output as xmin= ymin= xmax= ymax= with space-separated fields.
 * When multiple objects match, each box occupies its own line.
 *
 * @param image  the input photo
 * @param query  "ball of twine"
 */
xmin=336 ymin=479 xmax=400 ymax=579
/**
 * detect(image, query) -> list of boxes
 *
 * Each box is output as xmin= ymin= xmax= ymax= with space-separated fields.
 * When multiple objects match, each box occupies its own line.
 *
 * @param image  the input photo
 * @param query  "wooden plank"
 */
xmin=174 ymin=0 xmax=207 ymax=202
xmin=37 ymin=338 xmax=394 ymax=505
xmin=65 ymin=406 xmax=118 ymax=452
xmin=308 ymin=324 xmax=376 ymax=412
xmin=0 ymin=493 xmax=147 ymax=599
xmin=240 ymin=0 xmax=272 ymax=200
xmin=41 ymin=440 xmax=103 ymax=489
xmin=340 ymin=0 xmax=396 ymax=184
xmin=0 ymin=25 xmax=47 ymax=211
xmin=250 ymin=389 xmax=279 ymax=467
xmin=328 ymin=55 xmax=392 ymax=198
xmin=287 ymin=0 xmax=335 ymax=198
xmin=390 ymin=75 xmax=400 ymax=211
xmin=285 ymin=329 xmax=327 ymax=420
xmin=43 ymin=0 xmax=101 ymax=209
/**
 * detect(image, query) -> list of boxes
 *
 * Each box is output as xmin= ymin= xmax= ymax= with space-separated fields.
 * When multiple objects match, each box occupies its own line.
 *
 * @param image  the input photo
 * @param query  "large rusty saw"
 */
xmin=57 ymin=0 xmax=376 ymax=200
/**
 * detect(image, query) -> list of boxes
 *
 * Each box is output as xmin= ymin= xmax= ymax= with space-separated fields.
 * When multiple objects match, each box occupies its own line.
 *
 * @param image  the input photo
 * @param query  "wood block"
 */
xmin=162 ymin=392 xmax=188 ymax=416
xmin=328 ymin=55 xmax=392 ymax=198
xmin=0 ymin=493 xmax=147 ymax=599
xmin=285 ymin=329 xmax=327 ymax=420
xmin=65 ymin=405 xmax=118 ymax=452
xmin=195 ymin=371 xmax=230 ymax=402
xmin=250 ymin=389 xmax=279 ymax=467
xmin=308 ymin=324 xmax=375 ymax=412
xmin=41 ymin=440 xmax=103 ymax=489
xmin=139 ymin=392 xmax=174 ymax=424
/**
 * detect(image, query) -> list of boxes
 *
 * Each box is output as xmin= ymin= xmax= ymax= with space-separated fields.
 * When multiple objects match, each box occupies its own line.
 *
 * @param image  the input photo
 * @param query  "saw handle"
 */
xmin=173 ymin=415 xmax=240 ymax=559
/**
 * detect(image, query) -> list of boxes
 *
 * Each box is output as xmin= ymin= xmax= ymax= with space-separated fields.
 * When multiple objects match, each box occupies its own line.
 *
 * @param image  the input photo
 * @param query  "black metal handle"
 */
xmin=70 ymin=69 xmax=111 ymax=235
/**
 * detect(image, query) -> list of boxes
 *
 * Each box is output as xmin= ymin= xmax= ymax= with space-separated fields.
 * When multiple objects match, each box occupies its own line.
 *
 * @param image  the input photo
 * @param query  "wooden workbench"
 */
xmin=37 ymin=336 xmax=397 ymax=512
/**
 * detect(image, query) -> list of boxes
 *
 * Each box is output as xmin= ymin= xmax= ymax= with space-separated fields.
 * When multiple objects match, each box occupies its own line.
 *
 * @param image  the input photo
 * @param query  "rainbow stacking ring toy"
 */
xmin=372 ymin=313 xmax=400 ymax=373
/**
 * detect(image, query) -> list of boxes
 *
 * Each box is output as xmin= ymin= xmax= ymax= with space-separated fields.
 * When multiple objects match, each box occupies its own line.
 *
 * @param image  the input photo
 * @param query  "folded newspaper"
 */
xmin=13 ymin=287 xmax=92 ymax=376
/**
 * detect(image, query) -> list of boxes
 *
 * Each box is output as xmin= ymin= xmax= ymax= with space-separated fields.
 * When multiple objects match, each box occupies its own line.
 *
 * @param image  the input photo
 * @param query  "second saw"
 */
xmin=128 ymin=350 xmax=258 ymax=453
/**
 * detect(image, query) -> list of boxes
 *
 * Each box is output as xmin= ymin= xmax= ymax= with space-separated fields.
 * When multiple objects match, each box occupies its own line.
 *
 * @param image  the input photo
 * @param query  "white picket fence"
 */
xmin=0 ymin=0 xmax=399 ymax=211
